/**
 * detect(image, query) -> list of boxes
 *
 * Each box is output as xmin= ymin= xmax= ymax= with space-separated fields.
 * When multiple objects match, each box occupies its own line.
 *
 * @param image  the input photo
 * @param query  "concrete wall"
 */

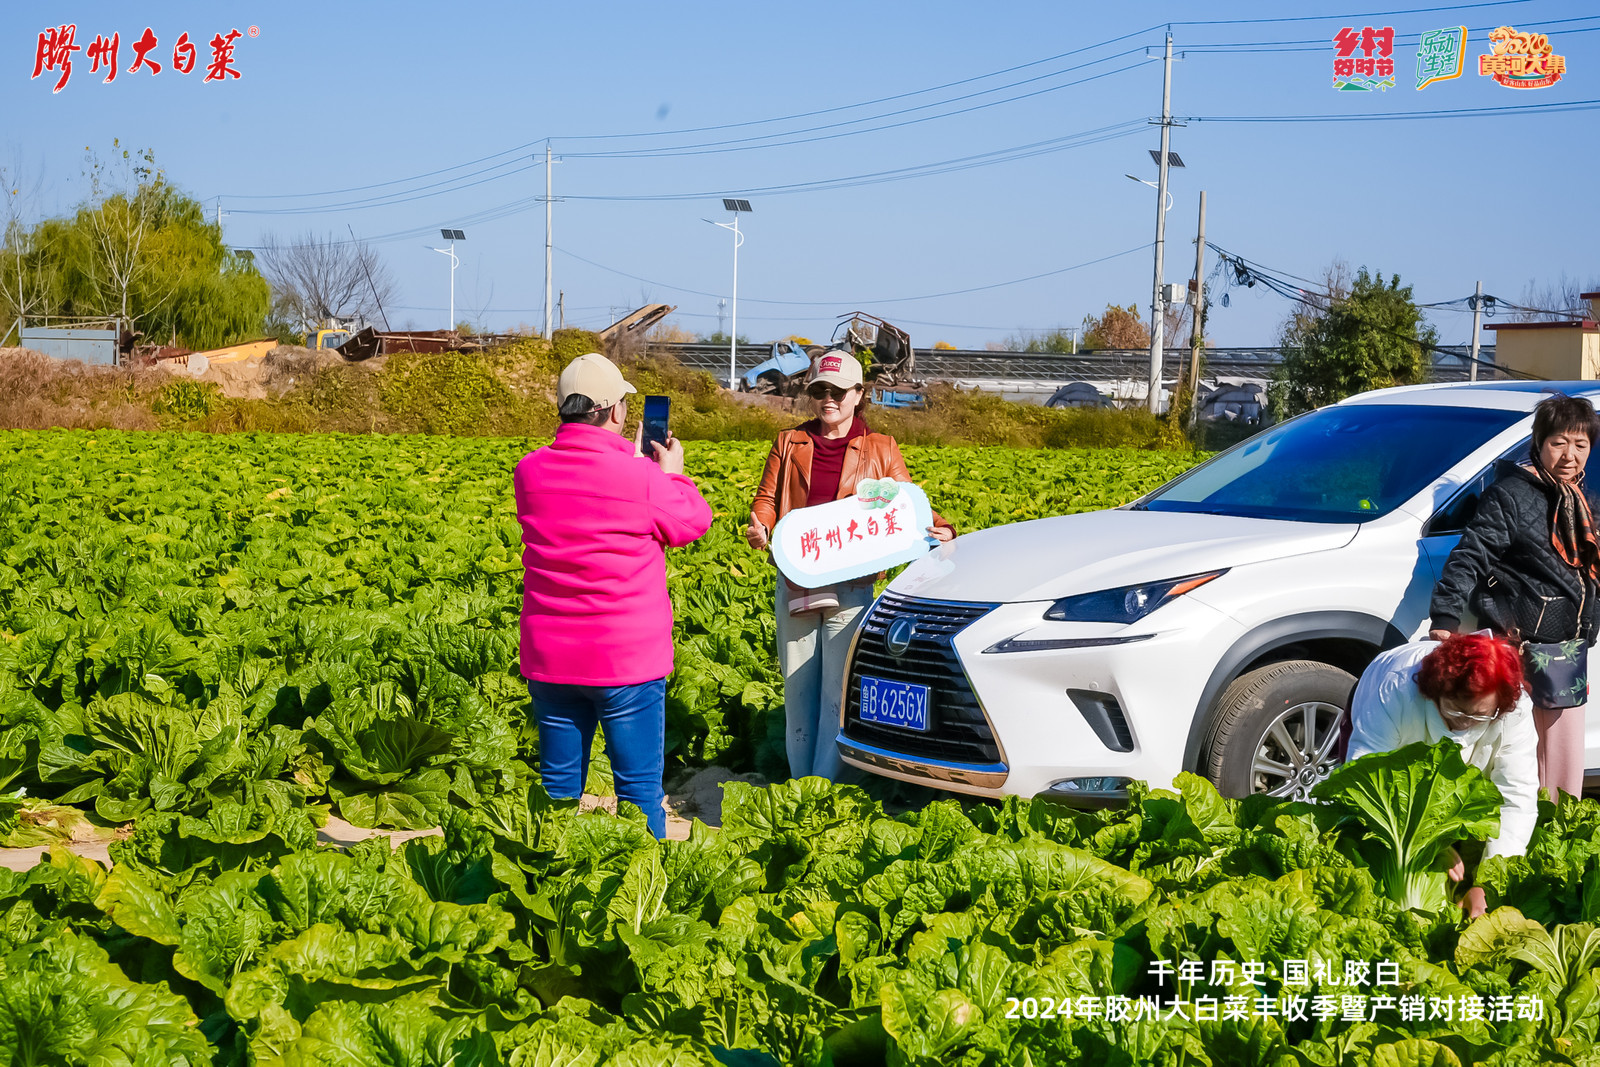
xmin=1490 ymin=325 xmax=1600 ymax=380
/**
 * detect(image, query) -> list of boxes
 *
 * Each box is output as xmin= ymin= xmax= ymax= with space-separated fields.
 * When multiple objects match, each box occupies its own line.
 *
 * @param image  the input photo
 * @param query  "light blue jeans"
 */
xmin=775 ymin=581 xmax=875 ymax=780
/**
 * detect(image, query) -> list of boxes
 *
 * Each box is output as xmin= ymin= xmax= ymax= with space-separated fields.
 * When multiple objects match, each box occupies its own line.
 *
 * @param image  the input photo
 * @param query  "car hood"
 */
xmin=890 ymin=508 xmax=1359 ymax=604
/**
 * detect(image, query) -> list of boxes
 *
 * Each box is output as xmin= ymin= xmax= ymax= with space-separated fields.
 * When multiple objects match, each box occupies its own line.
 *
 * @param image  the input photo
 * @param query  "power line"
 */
xmin=218 ymin=142 xmax=549 ymax=201
xmin=221 ymin=29 xmax=1166 ymax=205
xmin=1170 ymin=0 xmax=1529 ymax=25
xmin=1182 ymin=18 xmax=1600 ymax=53
xmin=230 ymin=119 xmax=1147 ymax=241
xmin=555 ymin=243 xmax=1152 ymax=307
xmin=1192 ymin=98 xmax=1600 ymax=124
xmin=217 ymin=4 xmax=1538 ymax=205
xmin=1206 ymin=242 xmax=1538 ymax=376
xmin=561 ymin=51 xmax=1152 ymax=160
xmin=227 ymin=158 xmax=541 ymax=216
xmin=563 ymin=122 xmax=1148 ymax=202
xmin=226 ymin=65 xmax=1150 ymax=216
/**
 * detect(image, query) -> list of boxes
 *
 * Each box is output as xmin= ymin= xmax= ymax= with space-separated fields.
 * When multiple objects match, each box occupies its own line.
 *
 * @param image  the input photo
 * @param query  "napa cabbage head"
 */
xmin=1312 ymin=740 xmax=1502 ymax=914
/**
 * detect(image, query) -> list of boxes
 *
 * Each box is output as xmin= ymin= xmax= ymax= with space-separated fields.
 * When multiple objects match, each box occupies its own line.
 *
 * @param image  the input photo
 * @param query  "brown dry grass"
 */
xmin=0 ymin=348 xmax=161 ymax=431
xmin=0 ymin=339 xmax=1192 ymax=451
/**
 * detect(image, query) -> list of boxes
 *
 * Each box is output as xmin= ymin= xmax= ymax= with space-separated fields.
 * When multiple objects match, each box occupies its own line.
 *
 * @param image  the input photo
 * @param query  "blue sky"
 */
xmin=5 ymin=0 xmax=1598 ymax=348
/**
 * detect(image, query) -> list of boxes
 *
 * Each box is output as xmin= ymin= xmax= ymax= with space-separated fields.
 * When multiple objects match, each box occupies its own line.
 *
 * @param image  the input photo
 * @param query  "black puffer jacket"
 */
xmin=1431 ymin=460 xmax=1600 ymax=643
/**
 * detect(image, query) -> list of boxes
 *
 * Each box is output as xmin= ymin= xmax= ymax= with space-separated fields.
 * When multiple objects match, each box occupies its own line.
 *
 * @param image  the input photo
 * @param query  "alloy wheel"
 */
xmin=1249 ymin=700 xmax=1346 ymax=800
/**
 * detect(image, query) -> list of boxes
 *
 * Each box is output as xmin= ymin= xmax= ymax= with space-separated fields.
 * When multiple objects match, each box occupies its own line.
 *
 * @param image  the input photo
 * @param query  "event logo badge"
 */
xmin=1332 ymin=25 xmax=1396 ymax=91
xmin=1415 ymin=26 xmax=1468 ymax=89
xmin=1478 ymin=26 xmax=1567 ymax=89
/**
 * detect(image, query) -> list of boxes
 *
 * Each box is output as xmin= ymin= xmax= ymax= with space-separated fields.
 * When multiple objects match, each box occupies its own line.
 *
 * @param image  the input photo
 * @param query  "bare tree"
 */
xmin=81 ymin=141 xmax=168 ymax=326
xmin=1510 ymin=272 xmax=1600 ymax=322
xmin=258 ymin=231 xmax=396 ymax=332
xmin=0 ymin=158 xmax=48 ymax=344
xmin=458 ymin=259 xmax=494 ymax=335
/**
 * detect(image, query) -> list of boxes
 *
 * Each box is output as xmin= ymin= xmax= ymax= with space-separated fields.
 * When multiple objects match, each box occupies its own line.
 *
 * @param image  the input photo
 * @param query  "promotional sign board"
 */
xmin=771 ymin=480 xmax=934 ymax=589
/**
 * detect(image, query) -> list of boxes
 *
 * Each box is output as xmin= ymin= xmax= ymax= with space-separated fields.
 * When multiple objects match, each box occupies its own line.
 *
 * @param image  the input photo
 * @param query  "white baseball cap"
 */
xmin=557 ymin=352 xmax=637 ymax=409
xmin=807 ymin=349 xmax=864 ymax=390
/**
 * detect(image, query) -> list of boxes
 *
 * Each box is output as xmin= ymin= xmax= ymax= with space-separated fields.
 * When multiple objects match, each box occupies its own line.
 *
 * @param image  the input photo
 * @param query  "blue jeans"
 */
xmin=527 ymin=678 xmax=667 ymax=839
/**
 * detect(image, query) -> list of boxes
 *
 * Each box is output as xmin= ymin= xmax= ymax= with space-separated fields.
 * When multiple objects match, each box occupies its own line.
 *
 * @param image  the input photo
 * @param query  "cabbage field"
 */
xmin=4 ymin=429 xmax=1600 ymax=1065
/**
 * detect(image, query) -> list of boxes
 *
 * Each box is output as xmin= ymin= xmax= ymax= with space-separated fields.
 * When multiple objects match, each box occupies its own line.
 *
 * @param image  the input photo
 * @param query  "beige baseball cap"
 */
xmin=557 ymin=352 xmax=637 ymax=409
xmin=807 ymin=349 xmax=864 ymax=390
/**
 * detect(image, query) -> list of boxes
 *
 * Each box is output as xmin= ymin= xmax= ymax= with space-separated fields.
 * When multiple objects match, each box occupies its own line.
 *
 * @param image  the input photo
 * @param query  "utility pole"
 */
xmin=447 ymin=234 xmax=457 ymax=329
xmin=717 ymin=298 xmax=727 ymax=340
xmin=1147 ymin=32 xmax=1175 ymax=415
xmin=729 ymin=216 xmax=743 ymax=390
xmin=544 ymin=143 xmax=556 ymax=339
xmin=711 ymin=201 xmax=751 ymax=390
xmin=1188 ymin=190 xmax=1207 ymax=427
xmin=1468 ymin=279 xmax=1484 ymax=382
xmin=557 ymin=290 xmax=564 ymax=330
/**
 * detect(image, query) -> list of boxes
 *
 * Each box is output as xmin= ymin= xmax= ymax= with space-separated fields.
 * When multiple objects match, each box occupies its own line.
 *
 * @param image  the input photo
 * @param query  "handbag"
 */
xmin=1481 ymin=572 xmax=1590 ymax=709
xmin=1521 ymin=639 xmax=1590 ymax=710
xmin=784 ymin=578 xmax=840 ymax=616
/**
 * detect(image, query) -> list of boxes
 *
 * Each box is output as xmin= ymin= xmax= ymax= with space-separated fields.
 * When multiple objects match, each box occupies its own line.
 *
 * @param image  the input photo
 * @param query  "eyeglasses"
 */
xmin=1437 ymin=699 xmax=1501 ymax=724
xmin=807 ymin=383 xmax=850 ymax=401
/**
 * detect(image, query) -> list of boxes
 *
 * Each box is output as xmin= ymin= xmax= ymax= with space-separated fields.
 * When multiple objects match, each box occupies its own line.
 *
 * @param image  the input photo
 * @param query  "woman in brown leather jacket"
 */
xmin=745 ymin=350 xmax=954 ymax=780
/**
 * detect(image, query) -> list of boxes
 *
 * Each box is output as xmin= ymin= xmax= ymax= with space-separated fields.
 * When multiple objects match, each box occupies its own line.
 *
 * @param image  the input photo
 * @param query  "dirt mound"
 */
xmin=150 ymin=344 xmax=378 ymax=400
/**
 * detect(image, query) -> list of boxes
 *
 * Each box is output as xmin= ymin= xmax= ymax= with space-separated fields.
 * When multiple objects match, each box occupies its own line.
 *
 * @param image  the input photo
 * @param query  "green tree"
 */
xmin=1009 ymin=327 xmax=1079 ymax=354
xmin=1273 ymin=267 xmax=1435 ymax=417
xmin=0 ymin=143 xmax=270 ymax=351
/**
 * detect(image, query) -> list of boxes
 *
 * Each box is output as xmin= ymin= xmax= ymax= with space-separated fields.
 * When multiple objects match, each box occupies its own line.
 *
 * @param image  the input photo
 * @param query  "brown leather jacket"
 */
xmin=749 ymin=427 xmax=953 ymax=534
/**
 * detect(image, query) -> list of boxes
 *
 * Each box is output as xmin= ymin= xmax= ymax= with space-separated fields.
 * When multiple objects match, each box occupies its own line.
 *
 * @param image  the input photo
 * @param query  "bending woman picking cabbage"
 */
xmin=1346 ymin=633 xmax=1538 ymax=918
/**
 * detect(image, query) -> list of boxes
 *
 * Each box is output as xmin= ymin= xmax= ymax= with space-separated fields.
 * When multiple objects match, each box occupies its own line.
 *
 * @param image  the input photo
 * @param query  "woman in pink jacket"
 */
xmin=513 ymin=353 xmax=713 ymax=838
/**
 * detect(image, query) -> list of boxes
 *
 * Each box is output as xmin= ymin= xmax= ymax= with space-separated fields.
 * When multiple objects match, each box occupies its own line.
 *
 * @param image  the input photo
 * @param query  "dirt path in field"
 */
xmin=0 ymin=767 xmax=766 ymax=872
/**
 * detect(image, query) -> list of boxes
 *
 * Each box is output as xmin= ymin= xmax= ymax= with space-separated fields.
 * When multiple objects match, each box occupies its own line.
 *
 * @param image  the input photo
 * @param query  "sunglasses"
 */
xmin=807 ymin=383 xmax=852 ymax=401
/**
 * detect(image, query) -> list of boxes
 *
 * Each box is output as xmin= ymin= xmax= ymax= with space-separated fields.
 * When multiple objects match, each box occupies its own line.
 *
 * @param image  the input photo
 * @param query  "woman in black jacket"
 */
xmin=1430 ymin=393 xmax=1600 ymax=801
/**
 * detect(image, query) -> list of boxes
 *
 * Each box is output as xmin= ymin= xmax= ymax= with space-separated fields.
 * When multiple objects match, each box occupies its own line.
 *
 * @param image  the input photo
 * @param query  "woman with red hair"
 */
xmin=1347 ymin=633 xmax=1538 ymax=917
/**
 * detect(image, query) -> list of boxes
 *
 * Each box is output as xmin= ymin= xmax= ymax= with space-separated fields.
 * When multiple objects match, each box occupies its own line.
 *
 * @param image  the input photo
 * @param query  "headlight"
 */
xmin=1043 ymin=570 xmax=1226 ymax=624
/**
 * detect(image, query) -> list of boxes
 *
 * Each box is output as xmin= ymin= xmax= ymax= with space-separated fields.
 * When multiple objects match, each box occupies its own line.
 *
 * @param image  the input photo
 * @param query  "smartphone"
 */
xmin=642 ymin=395 xmax=671 ymax=457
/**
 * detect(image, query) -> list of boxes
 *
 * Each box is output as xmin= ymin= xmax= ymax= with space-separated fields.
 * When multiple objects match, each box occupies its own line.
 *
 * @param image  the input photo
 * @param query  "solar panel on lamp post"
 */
xmin=429 ymin=229 xmax=466 ymax=330
xmin=712 ymin=200 xmax=751 ymax=390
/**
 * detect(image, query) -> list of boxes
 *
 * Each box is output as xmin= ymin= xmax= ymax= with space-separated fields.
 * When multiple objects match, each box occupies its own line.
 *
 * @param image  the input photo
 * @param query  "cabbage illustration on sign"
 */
xmin=771 ymin=479 xmax=935 ymax=589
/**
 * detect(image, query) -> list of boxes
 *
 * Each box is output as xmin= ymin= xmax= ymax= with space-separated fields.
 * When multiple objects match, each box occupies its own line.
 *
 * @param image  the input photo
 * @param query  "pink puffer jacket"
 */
xmin=513 ymin=423 xmax=713 ymax=685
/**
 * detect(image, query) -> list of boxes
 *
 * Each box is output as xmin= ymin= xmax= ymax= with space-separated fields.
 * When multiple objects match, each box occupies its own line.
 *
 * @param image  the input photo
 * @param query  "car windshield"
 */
xmin=1136 ymin=403 xmax=1524 ymax=523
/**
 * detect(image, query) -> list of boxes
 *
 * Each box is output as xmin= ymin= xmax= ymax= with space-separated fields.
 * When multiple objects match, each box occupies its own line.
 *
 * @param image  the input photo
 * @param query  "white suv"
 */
xmin=837 ymin=380 xmax=1600 ymax=803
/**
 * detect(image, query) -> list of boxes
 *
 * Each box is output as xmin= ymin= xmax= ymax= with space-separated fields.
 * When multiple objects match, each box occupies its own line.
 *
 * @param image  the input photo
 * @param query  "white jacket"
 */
xmin=1346 ymin=641 xmax=1539 ymax=858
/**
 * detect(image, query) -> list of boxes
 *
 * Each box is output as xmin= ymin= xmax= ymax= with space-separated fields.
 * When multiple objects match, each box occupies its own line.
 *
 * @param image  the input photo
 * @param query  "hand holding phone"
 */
xmin=642 ymin=395 xmax=670 ymax=456
xmin=651 ymin=436 xmax=685 ymax=476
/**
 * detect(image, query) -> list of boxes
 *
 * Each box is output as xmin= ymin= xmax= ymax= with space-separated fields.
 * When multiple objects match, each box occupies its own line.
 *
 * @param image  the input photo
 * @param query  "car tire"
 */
xmin=1202 ymin=659 xmax=1356 ymax=801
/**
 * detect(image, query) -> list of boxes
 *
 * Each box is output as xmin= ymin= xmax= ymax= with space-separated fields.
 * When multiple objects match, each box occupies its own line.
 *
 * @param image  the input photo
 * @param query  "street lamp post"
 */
xmin=430 ymin=228 xmax=465 ymax=331
xmin=711 ymin=199 xmax=752 ymax=390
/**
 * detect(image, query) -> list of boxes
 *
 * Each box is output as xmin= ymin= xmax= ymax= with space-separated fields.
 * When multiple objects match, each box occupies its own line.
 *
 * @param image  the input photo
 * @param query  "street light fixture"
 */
xmin=430 ymin=228 xmax=466 ymax=330
xmin=1125 ymin=174 xmax=1173 ymax=212
xmin=710 ymin=199 xmax=751 ymax=390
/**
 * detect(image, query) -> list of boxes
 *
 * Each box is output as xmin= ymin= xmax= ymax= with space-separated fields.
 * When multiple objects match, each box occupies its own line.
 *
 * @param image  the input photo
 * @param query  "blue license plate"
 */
xmin=859 ymin=676 xmax=931 ymax=731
